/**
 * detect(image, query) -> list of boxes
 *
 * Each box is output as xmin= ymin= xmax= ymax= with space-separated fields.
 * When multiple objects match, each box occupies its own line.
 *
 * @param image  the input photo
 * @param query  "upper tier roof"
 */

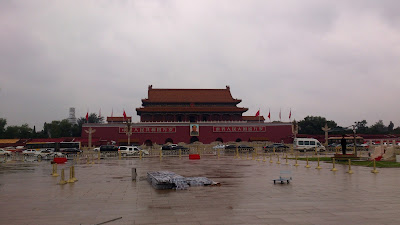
xmin=142 ymin=86 xmax=241 ymax=103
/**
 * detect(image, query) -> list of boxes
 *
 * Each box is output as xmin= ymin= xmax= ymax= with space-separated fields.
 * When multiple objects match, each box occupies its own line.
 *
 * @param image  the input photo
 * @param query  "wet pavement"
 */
xmin=1 ymin=155 xmax=400 ymax=225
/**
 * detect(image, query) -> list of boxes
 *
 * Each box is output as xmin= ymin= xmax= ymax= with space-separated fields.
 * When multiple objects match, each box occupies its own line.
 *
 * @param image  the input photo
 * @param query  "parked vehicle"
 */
xmin=263 ymin=143 xmax=289 ymax=152
xmin=0 ymin=149 xmax=12 ymax=156
xmin=293 ymin=138 xmax=325 ymax=152
xmin=34 ymin=149 xmax=53 ymax=158
xmin=59 ymin=148 xmax=82 ymax=155
xmin=22 ymin=149 xmax=37 ymax=155
xmin=161 ymin=144 xmax=178 ymax=150
xmin=99 ymin=145 xmax=118 ymax=152
xmin=93 ymin=147 xmax=100 ymax=151
xmin=118 ymin=146 xmax=148 ymax=156
xmin=212 ymin=144 xmax=226 ymax=149
xmin=237 ymin=145 xmax=254 ymax=150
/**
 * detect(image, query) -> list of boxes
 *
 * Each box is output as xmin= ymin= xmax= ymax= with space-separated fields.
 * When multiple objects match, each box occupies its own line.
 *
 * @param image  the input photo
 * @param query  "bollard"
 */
xmin=179 ymin=149 xmax=182 ymax=159
xmin=58 ymin=169 xmax=67 ymax=185
xmin=263 ymin=153 xmax=266 ymax=162
xmin=132 ymin=168 xmax=137 ymax=181
xmin=98 ymin=151 xmax=101 ymax=160
xmin=347 ymin=159 xmax=353 ymax=174
xmin=316 ymin=156 xmax=322 ymax=169
xmin=294 ymin=156 xmax=299 ymax=166
xmin=371 ymin=159 xmax=379 ymax=173
xmin=118 ymin=151 xmax=122 ymax=160
xmin=285 ymin=154 xmax=289 ymax=165
xmin=252 ymin=152 xmax=255 ymax=160
xmin=72 ymin=166 xmax=78 ymax=182
xmin=256 ymin=152 xmax=260 ymax=161
xmin=67 ymin=167 xmax=75 ymax=183
xmin=86 ymin=155 xmax=90 ymax=164
xmin=276 ymin=154 xmax=281 ymax=164
xmin=159 ymin=150 xmax=162 ymax=161
xmin=331 ymin=158 xmax=338 ymax=171
xmin=246 ymin=152 xmax=249 ymax=160
xmin=273 ymin=147 xmax=276 ymax=155
xmin=269 ymin=154 xmax=273 ymax=163
xmin=217 ymin=149 xmax=220 ymax=159
xmin=139 ymin=151 xmax=143 ymax=160
xmin=91 ymin=155 xmax=95 ymax=164
xmin=305 ymin=156 xmax=311 ymax=168
xmin=51 ymin=164 xmax=59 ymax=177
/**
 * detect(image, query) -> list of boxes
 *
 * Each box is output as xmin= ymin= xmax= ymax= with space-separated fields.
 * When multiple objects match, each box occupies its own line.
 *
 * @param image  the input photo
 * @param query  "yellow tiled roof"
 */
xmin=0 ymin=139 xmax=19 ymax=144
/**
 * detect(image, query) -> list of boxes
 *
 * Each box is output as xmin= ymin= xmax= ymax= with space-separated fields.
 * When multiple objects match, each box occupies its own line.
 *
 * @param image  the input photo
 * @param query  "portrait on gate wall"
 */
xmin=190 ymin=124 xmax=199 ymax=136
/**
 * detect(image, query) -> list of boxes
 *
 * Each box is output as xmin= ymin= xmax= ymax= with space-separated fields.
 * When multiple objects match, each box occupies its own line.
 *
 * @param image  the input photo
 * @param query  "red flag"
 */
xmin=86 ymin=112 xmax=89 ymax=122
xmin=289 ymin=109 xmax=291 ymax=120
xmin=255 ymin=110 xmax=260 ymax=117
xmin=268 ymin=110 xmax=271 ymax=120
xmin=123 ymin=110 xmax=127 ymax=120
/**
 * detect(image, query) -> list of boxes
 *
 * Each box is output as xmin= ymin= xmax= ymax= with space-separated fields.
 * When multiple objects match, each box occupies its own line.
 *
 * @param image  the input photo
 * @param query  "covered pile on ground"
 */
xmin=147 ymin=171 xmax=219 ymax=190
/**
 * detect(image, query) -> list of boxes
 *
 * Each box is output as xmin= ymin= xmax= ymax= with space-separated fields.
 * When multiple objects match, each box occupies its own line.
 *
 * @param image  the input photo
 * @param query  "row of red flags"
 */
xmin=87 ymin=109 xmax=290 ymax=121
xmin=255 ymin=109 xmax=292 ymax=120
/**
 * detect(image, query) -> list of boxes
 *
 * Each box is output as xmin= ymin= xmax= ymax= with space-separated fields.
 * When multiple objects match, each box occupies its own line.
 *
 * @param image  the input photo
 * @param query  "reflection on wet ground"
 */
xmin=1 ymin=155 xmax=400 ymax=225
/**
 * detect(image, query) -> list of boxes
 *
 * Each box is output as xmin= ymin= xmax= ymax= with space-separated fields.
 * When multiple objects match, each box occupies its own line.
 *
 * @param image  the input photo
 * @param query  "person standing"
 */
xmin=341 ymin=135 xmax=347 ymax=155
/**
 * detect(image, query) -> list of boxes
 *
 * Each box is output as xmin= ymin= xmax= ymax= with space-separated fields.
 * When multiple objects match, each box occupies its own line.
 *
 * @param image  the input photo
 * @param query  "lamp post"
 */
xmin=85 ymin=127 xmax=96 ymax=149
xmin=352 ymin=123 xmax=357 ymax=156
xmin=322 ymin=123 xmax=331 ymax=147
xmin=125 ymin=119 xmax=132 ymax=146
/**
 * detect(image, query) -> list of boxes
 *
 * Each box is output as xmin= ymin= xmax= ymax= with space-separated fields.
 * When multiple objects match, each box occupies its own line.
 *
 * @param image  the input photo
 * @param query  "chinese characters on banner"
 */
xmin=119 ymin=127 xmax=176 ymax=133
xmin=213 ymin=126 xmax=266 ymax=132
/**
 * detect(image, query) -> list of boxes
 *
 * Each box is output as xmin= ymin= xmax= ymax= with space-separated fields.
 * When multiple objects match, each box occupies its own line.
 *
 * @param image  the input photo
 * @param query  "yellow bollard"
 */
xmin=256 ymin=152 xmax=260 ymax=161
xmin=98 ymin=151 xmax=101 ymax=160
xmin=246 ymin=152 xmax=249 ymax=160
xmin=51 ymin=164 xmax=59 ymax=177
xmin=139 ymin=151 xmax=143 ymax=160
xmin=294 ymin=155 xmax=299 ymax=166
xmin=72 ymin=166 xmax=78 ymax=182
xmin=285 ymin=154 xmax=289 ymax=165
xmin=217 ymin=149 xmax=220 ymax=159
xmin=371 ymin=159 xmax=379 ymax=173
xmin=118 ymin=151 xmax=122 ymax=160
xmin=273 ymin=147 xmax=276 ymax=155
xmin=159 ymin=150 xmax=162 ymax=161
xmin=58 ymin=169 xmax=67 ymax=185
xmin=276 ymin=154 xmax=281 ymax=164
xmin=316 ymin=156 xmax=322 ymax=169
xmin=263 ymin=153 xmax=266 ymax=162
xmin=91 ymin=155 xmax=95 ymax=164
xmin=305 ymin=156 xmax=311 ymax=168
xmin=269 ymin=154 xmax=273 ymax=163
xmin=331 ymin=158 xmax=338 ymax=171
xmin=347 ymin=159 xmax=353 ymax=174
xmin=67 ymin=167 xmax=75 ymax=183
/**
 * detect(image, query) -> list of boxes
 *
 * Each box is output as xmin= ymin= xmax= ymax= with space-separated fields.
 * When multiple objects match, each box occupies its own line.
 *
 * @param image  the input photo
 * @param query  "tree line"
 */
xmin=0 ymin=115 xmax=399 ymax=139
xmin=297 ymin=116 xmax=400 ymax=135
xmin=0 ymin=113 xmax=103 ymax=139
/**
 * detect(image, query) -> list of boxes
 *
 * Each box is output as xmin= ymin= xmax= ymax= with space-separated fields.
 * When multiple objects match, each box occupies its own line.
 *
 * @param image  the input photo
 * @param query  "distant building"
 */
xmin=82 ymin=86 xmax=291 ymax=146
xmin=68 ymin=107 xmax=77 ymax=124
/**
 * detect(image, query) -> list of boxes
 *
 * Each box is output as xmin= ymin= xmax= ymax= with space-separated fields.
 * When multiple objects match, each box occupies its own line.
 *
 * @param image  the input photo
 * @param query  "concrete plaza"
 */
xmin=1 ymin=155 xmax=400 ymax=225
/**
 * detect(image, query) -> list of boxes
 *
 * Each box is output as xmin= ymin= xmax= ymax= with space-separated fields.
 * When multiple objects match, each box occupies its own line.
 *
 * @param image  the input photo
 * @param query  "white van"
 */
xmin=293 ymin=138 xmax=325 ymax=152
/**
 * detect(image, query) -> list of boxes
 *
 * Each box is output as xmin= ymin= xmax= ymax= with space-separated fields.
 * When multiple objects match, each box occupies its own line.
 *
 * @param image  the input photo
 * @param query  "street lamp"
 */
xmin=352 ymin=123 xmax=357 ymax=156
xmin=125 ymin=119 xmax=132 ymax=146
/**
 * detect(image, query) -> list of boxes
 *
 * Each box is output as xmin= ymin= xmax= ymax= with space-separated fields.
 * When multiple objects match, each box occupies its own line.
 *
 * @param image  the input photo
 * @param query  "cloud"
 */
xmin=0 ymin=0 xmax=399 ymax=130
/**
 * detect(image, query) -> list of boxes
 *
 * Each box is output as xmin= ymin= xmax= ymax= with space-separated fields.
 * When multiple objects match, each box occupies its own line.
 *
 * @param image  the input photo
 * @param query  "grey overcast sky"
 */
xmin=1 ymin=0 xmax=400 ymax=130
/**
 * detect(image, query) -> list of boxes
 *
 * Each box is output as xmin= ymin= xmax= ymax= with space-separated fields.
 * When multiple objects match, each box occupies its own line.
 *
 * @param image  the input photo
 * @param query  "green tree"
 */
xmin=0 ymin=118 xmax=6 ymax=138
xmin=355 ymin=120 xmax=369 ymax=134
xmin=388 ymin=121 xmax=394 ymax=133
xmin=369 ymin=120 xmax=388 ymax=134
xmin=298 ymin=116 xmax=337 ymax=135
xmin=75 ymin=113 xmax=103 ymax=137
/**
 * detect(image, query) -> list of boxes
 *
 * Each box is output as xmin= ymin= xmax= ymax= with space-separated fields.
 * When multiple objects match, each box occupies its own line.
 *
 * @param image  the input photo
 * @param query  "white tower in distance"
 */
xmin=68 ymin=107 xmax=77 ymax=124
